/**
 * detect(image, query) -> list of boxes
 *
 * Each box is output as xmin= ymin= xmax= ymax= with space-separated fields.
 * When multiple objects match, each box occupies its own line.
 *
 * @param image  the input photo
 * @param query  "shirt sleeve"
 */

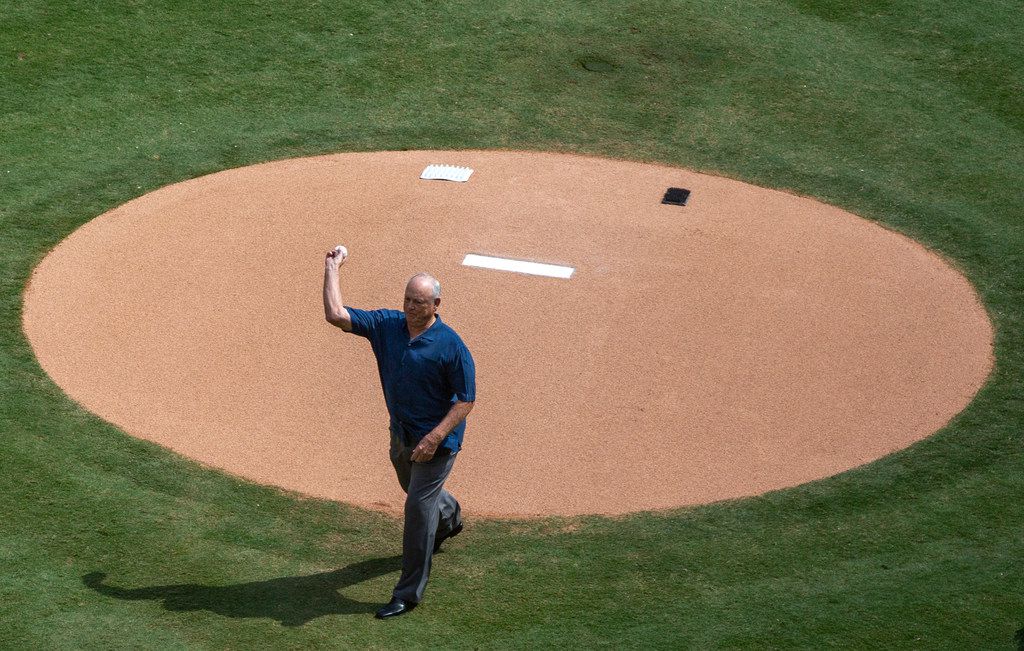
xmin=345 ymin=307 xmax=384 ymax=339
xmin=447 ymin=341 xmax=476 ymax=402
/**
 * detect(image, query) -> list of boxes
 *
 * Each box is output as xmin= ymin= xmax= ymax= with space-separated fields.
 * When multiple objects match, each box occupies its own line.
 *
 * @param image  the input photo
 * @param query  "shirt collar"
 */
xmin=409 ymin=314 xmax=443 ymax=343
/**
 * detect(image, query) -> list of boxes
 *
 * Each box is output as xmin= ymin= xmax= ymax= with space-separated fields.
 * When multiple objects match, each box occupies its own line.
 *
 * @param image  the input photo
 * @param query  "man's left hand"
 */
xmin=411 ymin=435 xmax=440 ymax=463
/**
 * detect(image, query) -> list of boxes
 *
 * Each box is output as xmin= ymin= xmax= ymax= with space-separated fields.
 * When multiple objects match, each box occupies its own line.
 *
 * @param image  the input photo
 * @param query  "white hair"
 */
xmin=409 ymin=273 xmax=441 ymax=299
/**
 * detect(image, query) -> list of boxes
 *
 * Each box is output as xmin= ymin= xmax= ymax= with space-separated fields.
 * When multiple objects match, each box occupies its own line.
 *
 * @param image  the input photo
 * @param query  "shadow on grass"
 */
xmin=83 ymin=555 xmax=401 ymax=626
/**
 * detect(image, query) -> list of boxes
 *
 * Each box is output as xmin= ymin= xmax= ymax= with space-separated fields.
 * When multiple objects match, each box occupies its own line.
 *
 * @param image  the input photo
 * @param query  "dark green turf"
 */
xmin=2 ymin=0 xmax=1022 ymax=647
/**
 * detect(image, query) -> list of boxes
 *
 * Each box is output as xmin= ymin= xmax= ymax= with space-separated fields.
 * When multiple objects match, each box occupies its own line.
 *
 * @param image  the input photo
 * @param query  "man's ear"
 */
xmin=434 ymin=298 xmax=441 ymax=309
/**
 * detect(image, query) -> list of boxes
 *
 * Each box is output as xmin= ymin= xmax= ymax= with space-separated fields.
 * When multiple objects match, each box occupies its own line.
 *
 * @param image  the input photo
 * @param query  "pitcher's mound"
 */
xmin=22 ymin=151 xmax=993 ymax=517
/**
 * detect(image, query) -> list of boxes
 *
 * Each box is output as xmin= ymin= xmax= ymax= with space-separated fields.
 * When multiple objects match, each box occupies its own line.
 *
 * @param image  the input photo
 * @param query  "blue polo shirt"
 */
xmin=346 ymin=307 xmax=476 ymax=454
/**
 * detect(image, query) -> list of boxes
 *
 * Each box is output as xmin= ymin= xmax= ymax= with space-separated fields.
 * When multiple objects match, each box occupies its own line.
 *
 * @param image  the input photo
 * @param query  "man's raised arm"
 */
xmin=323 ymin=245 xmax=353 ymax=331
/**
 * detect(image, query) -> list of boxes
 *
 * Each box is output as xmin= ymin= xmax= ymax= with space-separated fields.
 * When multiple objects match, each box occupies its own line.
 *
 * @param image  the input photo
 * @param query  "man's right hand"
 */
xmin=326 ymin=244 xmax=349 ymax=270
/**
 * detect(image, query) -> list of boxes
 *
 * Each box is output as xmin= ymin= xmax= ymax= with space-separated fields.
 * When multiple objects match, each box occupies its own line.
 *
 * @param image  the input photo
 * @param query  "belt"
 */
xmin=393 ymin=422 xmax=452 ymax=456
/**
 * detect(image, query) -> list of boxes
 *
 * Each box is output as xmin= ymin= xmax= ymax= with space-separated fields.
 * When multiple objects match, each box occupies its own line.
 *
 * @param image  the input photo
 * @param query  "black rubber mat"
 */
xmin=662 ymin=187 xmax=690 ymax=206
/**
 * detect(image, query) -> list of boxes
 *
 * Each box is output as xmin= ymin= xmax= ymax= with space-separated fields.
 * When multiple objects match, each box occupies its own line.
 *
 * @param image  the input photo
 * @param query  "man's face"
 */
xmin=404 ymin=278 xmax=439 ymax=329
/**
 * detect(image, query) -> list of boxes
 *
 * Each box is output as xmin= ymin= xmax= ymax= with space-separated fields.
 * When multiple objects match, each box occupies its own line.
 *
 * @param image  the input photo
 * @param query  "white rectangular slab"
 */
xmin=462 ymin=254 xmax=574 ymax=279
xmin=421 ymin=164 xmax=474 ymax=182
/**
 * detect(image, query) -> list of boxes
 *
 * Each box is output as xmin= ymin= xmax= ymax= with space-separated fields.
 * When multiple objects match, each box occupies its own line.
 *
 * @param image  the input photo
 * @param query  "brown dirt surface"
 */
xmin=22 ymin=150 xmax=994 ymax=517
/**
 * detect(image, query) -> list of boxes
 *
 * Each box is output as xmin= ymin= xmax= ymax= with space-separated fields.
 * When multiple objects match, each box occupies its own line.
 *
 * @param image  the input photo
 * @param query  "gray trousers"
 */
xmin=389 ymin=430 xmax=462 ymax=604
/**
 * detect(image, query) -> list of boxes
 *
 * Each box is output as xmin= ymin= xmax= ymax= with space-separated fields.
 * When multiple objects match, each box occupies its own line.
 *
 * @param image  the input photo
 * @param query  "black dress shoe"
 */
xmin=433 ymin=521 xmax=464 ymax=553
xmin=375 ymin=597 xmax=416 ymax=619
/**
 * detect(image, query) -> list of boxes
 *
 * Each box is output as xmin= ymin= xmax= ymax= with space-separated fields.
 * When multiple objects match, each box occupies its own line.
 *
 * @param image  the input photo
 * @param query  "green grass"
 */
xmin=2 ymin=0 xmax=1023 ymax=647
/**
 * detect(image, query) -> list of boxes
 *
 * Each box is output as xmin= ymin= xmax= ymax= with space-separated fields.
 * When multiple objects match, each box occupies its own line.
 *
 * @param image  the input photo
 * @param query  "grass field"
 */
xmin=2 ymin=0 xmax=1023 ymax=647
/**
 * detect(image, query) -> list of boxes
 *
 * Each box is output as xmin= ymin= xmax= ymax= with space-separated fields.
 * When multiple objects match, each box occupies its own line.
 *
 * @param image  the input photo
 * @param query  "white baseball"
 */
xmin=334 ymin=245 xmax=348 ymax=258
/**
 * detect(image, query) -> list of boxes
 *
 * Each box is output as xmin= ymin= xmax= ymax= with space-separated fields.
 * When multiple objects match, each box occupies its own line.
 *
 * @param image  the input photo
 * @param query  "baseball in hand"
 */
xmin=329 ymin=244 xmax=349 ymax=263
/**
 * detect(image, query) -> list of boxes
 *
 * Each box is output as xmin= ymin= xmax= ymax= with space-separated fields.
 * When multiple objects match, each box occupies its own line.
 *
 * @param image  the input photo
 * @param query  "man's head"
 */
xmin=404 ymin=273 xmax=441 ymax=330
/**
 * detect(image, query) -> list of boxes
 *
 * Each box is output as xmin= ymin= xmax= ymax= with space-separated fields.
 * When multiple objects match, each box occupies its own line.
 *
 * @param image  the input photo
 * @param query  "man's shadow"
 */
xmin=83 ymin=555 xmax=401 ymax=627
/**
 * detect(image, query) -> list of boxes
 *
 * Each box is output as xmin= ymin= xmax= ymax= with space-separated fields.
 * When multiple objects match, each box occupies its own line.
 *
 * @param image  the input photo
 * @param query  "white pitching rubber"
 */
xmin=462 ymin=254 xmax=574 ymax=279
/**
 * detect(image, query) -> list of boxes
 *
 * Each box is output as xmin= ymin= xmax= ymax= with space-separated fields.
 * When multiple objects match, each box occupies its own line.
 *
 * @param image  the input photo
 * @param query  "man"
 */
xmin=322 ymin=245 xmax=476 ymax=619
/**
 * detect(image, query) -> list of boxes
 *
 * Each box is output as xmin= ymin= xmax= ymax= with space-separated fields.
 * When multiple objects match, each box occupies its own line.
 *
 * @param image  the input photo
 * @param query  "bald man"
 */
xmin=323 ymin=246 xmax=476 ymax=619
